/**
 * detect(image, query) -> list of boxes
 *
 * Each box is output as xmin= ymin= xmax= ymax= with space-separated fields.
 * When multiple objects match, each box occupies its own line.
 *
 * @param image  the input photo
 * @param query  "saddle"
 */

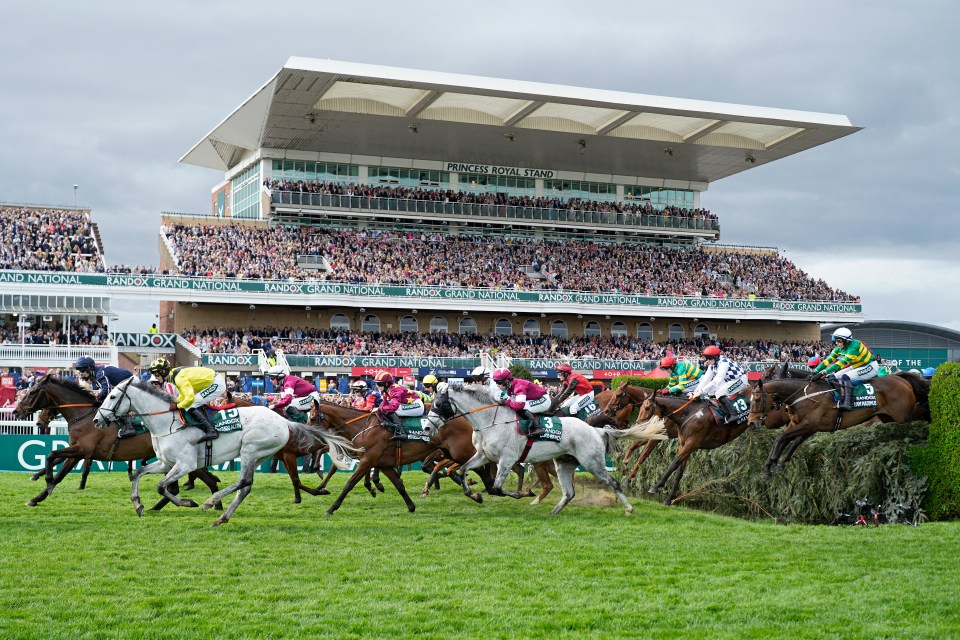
xmin=516 ymin=415 xmax=563 ymax=442
xmin=180 ymin=406 xmax=243 ymax=433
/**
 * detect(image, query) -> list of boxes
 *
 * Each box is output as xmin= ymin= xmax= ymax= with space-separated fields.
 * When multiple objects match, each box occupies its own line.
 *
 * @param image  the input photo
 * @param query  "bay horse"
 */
xmin=429 ymin=383 xmax=667 ymax=515
xmin=93 ymin=378 xmax=359 ymax=526
xmin=752 ymin=371 xmax=929 ymax=479
xmin=633 ymin=394 xmax=751 ymax=506
xmin=312 ymin=398 xmax=505 ymax=514
xmin=15 ymin=376 xmax=222 ymax=510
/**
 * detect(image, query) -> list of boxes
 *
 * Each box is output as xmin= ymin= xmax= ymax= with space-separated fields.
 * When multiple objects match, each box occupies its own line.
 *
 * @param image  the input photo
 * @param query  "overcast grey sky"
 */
xmin=1 ymin=1 xmax=957 ymax=331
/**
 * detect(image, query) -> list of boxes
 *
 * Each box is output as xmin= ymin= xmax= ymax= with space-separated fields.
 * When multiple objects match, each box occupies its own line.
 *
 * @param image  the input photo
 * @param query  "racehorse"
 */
xmin=598 ymin=383 xmax=658 ymax=481
xmin=751 ymin=371 xmax=929 ymax=479
xmin=311 ymin=399 xmax=500 ymax=514
xmin=428 ymin=383 xmax=667 ymax=515
xmin=633 ymin=394 xmax=751 ymax=506
xmin=15 ymin=376 xmax=222 ymax=509
xmin=93 ymin=378 xmax=358 ymax=526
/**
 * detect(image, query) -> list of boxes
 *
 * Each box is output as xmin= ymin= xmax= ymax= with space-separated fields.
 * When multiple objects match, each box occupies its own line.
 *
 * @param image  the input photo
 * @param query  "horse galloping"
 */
xmin=93 ymin=378 xmax=358 ymax=526
xmin=598 ymin=383 xmax=659 ymax=480
xmin=15 ymin=376 xmax=222 ymax=509
xmin=428 ymin=383 xmax=666 ymax=515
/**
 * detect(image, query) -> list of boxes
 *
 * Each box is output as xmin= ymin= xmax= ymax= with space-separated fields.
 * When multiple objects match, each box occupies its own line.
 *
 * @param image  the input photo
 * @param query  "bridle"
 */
xmin=96 ymin=379 xmax=179 ymax=435
xmin=19 ymin=380 xmax=97 ymax=424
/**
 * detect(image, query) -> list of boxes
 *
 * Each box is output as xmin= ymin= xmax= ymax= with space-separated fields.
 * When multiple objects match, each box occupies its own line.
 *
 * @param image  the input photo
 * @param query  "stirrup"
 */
xmin=117 ymin=425 xmax=137 ymax=439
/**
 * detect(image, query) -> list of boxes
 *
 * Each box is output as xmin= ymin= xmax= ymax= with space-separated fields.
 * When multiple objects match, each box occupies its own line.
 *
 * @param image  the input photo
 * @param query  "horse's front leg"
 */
xmin=626 ymin=440 xmax=661 ymax=482
xmin=326 ymin=460 xmax=375 ymax=515
xmin=379 ymin=466 xmax=416 ymax=513
xmin=26 ymin=456 xmax=78 ymax=506
xmin=621 ymin=440 xmax=644 ymax=472
xmin=457 ymin=452 xmax=490 ymax=504
xmin=490 ymin=454 xmax=522 ymax=499
xmin=131 ymin=460 xmax=171 ymax=517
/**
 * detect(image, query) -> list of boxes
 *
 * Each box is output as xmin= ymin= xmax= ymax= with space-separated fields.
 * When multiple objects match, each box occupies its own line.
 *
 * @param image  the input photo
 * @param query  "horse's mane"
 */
xmin=455 ymin=383 xmax=500 ymax=406
xmin=48 ymin=376 xmax=97 ymax=401
xmin=131 ymin=379 xmax=175 ymax=403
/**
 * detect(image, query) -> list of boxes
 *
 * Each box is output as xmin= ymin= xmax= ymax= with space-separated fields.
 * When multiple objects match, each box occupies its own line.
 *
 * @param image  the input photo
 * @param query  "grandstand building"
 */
xmin=1 ymin=58 xmax=867 ymax=380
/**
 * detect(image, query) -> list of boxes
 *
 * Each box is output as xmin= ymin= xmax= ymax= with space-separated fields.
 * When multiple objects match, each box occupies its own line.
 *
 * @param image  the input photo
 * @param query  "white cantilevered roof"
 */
xmin=181 ymin=57 xmax=860 ymax=184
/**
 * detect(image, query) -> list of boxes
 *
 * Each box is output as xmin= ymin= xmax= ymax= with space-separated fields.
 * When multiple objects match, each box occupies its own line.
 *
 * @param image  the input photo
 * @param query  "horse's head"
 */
xmin=636 ymin=397 xmax=659 ymax=423
xmin=604 ymin=383 xmax=633 ymax=418
xmin=93 ymin=377 xmax=137 ymax=429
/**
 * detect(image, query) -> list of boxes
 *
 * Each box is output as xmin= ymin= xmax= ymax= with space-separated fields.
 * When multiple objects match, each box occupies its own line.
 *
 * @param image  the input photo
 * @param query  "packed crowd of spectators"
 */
xmin=0 ymin=320 xmax=110 ymax=345
xmin=181 ymin=326 xmax=829 ymax=363
xmin=163 ymin=223 xmax=857 ymax=301
xmin=0 ymin=207 xmax=104 ymax=272
xmin=264 ymin=179 xmax=717 ymax=226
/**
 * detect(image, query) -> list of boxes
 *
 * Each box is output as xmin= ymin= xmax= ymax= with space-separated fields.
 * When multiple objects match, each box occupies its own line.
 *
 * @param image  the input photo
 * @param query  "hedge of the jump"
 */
xmin=609 ymin=376 xmax=669 ymax=391
xmin=911 ymin=362 xmax=960 ymax=520
xmin=619 ymin=421 xmax=930 ymax=524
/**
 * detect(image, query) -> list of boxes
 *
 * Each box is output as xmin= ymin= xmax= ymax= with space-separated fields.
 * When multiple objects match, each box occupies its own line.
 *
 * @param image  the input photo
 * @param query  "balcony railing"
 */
xmin=270 ymin=192 xmax=719 ymax=234
xmin=0 ymin=344 xmax=117 ymax=368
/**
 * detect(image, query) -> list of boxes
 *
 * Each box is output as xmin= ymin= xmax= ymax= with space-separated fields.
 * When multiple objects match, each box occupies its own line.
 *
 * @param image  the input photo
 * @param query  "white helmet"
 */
xmin=830 ymin=327 xmax=853 ymax=342
xmin=350 ymin=380 xmax=367 ymax=391
xmin=471 ymin=366 xmax=490 ymax=377
xmin=267 ymin=365 xmax=286 ymax=378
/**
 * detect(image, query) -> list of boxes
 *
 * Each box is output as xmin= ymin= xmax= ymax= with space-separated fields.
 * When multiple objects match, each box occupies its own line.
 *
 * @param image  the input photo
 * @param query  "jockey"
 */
xmin=267 ymin=365 xmax=319 ymax=421
xmin=552 ymin=363 xmax=594 ymax=415
xmin=148 ymin=374 xmax=177 ymax=398
xmin=492 ymin=368 xmax=551 ymax=437
xmin=73 ymin=356 xmax=136 ymax=437
xmin=148 ymin=357 xmax=225 ymax=442
xmin=659 ymin=355 xmax=703 ymax=396
xmin=811 ymin=327 xmax=879 ymax=411
xmin=403 ymin=374 xmax=432 ymax=404
xmin=420 ymin=374 xmax=440 ymax=402
xmin=350 ymin=379 xmax=377 ymax=411
xmin=372 ymin=371 xmax=424 ymax=439
xmin=690 ymin=345 xmax=749 ymax=424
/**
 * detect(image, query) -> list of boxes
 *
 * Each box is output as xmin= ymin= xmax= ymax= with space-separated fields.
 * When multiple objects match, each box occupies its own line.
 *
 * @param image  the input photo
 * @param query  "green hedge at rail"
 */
xmin=620 ymin=421 xmax=929 ymax=524
xmin=610 ymin=376 xmax=668 ymax=391
xmin=911 ymin=363 xmax=960 ymax=520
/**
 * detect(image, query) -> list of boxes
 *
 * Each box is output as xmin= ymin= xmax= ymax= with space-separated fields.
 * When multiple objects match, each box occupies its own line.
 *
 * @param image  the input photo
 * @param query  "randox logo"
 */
xmin=110 ymin=333 xmax=177 ymax=349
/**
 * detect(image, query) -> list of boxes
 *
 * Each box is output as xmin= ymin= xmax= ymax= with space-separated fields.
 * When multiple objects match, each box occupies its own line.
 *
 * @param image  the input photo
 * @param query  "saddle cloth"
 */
xmin=707 ymin=394 xmax=750 ymax=426
xmin=833 ymin=381 xmax=878 ymax=409
xmin=517 ymin=416 xmax=563 ymax=442
xmin=180 ymin=407 xmax=244 ymax=433
xmin=394 ymin=416 xmax=433 ymax=442
xmin=560 ymin=400 xmax=603 ymax=422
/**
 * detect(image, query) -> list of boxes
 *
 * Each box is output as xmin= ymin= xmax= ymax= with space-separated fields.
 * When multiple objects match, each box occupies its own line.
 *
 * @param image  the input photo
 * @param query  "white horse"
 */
xmin=93 ymin=377 xmax=359 ymax=526
xmin=427 ymin=383 xmax=667 ymax=515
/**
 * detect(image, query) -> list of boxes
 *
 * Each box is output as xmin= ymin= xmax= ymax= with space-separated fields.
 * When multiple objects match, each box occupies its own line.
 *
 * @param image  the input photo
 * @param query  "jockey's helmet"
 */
xmin=470 ymin=366 xmax=490 ymax=380
xmin=702 ymin=345 xmax=721 ymax=359
xmin=492 ymin=368 xmax=513 ymax=384
xmin=149 ymin=357 xmax=171 ymax=377
xmin=659 ymin=355 xmax=677 ymax=369
xmin=374 ymin=371 xmax=394 ymax=386
xmin=267 ymin=365 xmax=286 ymax=380
xmin=831 ymin=327 xmax=853 ymax=343
xmin=807 ymin=356 xmax=822 ymax=368
xmin=922 ymin=367 xmax=936 ymax=379
xmin=555 ymin=363 xmax=573 ymax=375
xmin=73 ymin=356 xmax=96 ymax=371
xmin=422 ymin=374 xmax=439 ymax=387
xmin=350 ymin=380 xmax=368 ymax=392
xmin=148 ymin=374 xmax=164 ymax=387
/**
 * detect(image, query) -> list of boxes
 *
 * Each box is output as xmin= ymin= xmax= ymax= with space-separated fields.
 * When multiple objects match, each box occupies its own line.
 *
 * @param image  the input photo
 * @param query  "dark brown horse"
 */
xmin=312 ymin=399 xmax=496 ymax=514
xmin=14 ymin=376 xmax=222 ymax=509
xmin=598 ymin=383 xmax=658 ymax=480
xmin=634 ymin=394 xmax=750 ymax=506
xmin=752 ymin=371 xmax=929 ymax=478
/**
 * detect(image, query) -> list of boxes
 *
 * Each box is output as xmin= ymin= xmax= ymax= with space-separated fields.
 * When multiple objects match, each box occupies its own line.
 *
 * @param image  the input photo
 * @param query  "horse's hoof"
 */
xmin=293 ymin=499 xmax=302 ymax=505
xmin=325 ymin=508 xmax=336 ymax=516
xmin=420 ymin=490 xmax=429 ymax=498
xmin=648 ymin=487 xmax=661 ymax=495
xmin=529 ymin=498 xmax=541 ymax=506
xmin=470 ymin=493 xmax=483 ymax=504
xmin=215 ymin=502 xmax=223 ymax=511
xmin=183 ymin=499 xmax=199 ymax=508
xmin=625 ymin=507 xmax=634 ymax=515
xmin=210 ymin=518 xmax=224 ymax=527
xmin=407 ymin=505 xmax=416 ymax=513
xmin=136 ymin=505 xmax=144 ymax=517
xmin=317 ymin=488 xmax=330 ymax=496
xmin=201 ymin=501 xmax=214 ymax=511
xmin=25 ymin=500 xmax=37 ymax=507
xmin=661 ymin=499 xmax=673 ymax=507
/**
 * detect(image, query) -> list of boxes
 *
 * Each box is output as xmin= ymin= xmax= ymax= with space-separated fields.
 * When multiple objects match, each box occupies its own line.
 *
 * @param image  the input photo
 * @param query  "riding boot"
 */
xmin=720 ymin=398 xmax=739 ymax=424
xmin=385 ymin=412 xmax=404 ymax=440
xmin=117 ymin=418 xmax=138 ymax=438
xmin=188 ymin=408 xmax=219 ymax=442
xmin=840 ymin=379 xmax=854 ymax=411
xmin=285 ymin=407 xmax=307 ymax=423
xmin=520 ymin=410 xmax=545 ymax=437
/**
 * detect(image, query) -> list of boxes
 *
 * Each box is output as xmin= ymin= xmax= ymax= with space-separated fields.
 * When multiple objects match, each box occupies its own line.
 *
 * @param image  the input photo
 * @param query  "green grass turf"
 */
xmin=0 ymin=470 xmax=957 ymax=639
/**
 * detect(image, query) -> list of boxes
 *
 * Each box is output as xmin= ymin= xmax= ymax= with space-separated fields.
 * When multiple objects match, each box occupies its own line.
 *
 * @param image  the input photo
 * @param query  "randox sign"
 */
xmin=110 ymin=333 xmax=177 ymax=349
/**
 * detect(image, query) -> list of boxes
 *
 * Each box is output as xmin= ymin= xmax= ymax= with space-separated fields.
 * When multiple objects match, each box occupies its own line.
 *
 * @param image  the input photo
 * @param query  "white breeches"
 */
xmin=561 ymin=390 xmax=595 ymax=414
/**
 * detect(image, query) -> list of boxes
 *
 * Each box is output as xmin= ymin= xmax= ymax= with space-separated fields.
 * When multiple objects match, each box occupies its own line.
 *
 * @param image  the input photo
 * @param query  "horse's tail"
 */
xmin=288 ymin=422 xmax=362 ymax=470
xmin=601 ymin=416 xmax=669 ymax=444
